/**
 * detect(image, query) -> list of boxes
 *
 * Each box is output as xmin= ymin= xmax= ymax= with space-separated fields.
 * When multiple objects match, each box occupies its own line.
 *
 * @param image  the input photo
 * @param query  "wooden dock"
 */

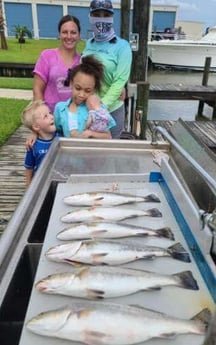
xmin=0 ymin=121 xmax=216 ymax=235
xmin=0 ymin=126 xmax=30 ymax=235
xmin=149 ymin=83 xmax=216 ymax=117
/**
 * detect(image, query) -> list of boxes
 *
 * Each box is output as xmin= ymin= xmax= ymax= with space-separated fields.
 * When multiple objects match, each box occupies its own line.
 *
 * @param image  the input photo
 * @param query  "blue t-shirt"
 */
xmin=24 ymin=134 xmax=58 ymax=174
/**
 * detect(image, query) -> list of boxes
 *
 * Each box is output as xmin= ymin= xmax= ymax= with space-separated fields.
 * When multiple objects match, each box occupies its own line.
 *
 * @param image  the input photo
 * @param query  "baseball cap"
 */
xmin=90 ymin=0 xmax=114 ymax=14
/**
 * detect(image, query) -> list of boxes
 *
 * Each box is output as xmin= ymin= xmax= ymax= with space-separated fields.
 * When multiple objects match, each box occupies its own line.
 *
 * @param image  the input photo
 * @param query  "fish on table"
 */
xmin=45 ymin=239 xmax=191 ymax=266
xmin=26 ymin=302 xmax=211 ymax=345
xmin=63 ymin=191 xmax=161 ymax=206
xmin=35 ymin=266 xmax=199 ymax=299
xmin=60 ymin=206 xmax=162 ymax=223
xmin=57 ymin=222 xmax=174 ymax=241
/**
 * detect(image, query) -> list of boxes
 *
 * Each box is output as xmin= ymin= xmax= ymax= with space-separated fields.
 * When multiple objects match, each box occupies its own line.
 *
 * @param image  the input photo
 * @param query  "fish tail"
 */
xmin=143 ymin=193 xmax=161 ymax=203
xmin=168 ymin=242 xmax=191 ymax=262
xmin=86 ymin=289 xmax=105 ymax=299
xmin=146 ymin=208 xmax=162 ymax=217
xmin=155 ymin=227 xmax=175 ymax=240
xmin=191 ymin=308 xmax=212 ymax=333
xmin=172 ymin=270 xmax=199 ymax=290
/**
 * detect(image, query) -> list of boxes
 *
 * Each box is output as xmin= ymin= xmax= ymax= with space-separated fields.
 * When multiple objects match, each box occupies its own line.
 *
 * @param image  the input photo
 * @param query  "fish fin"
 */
xmin=93 ymin=216 xmax=106 ymax=221
xmin=77 ymin=267 xmax=90 ymax=278
xmin=95 ymin=197 xmax=104 ymax=201
xmin=129 ymin=304 xmax=166 ymax=315
xmin=160 ymin=333 xmax=176 ymax=339
xmin=86 ymin=289 xmax=105 ymax=299
xmin=142 ymin=254 xmax=155 ymax=260
xmin=191 ymin=308 xmax=212 ymax=330
xmin=145 ymin=208 xmax=162 ymax=217
xmin=84 ymin=331 xmax=107 ymax=345
xmin=135 ymin=233 xmax=148 ymax=237
xmin=143 ymin=193 xmax=161 ymax=203
xmin=145 ymin=286 xmax=161 ymax=291
xmin=129 ymin=304 xmax=153 ymax=311
xmin=168 ymin=242 xmax=191 ymax=262
xmin=172 ymin=270 xmax=199 ymax=290
xmin=92 ymin=253 xmax=108 ymax=265
xmin=64 ymin=259 xmax=83 ymax=267
xmin=94 ymin=197 xmax=105 ymax=205
xmin=92 ymin=230 xmax=108 ymax=237
xmin=155 ymin=227 xmax=175 ymax=240
xmin=89 ymin=206 xmax=97 ymax=211
xmin=77 ymin=309 xmax=92 ymax=318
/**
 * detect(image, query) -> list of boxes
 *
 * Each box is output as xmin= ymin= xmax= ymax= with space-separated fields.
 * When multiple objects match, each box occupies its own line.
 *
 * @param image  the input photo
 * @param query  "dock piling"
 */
xmin=197 ymin=57 xmax=212 ymax=118
xmin=133 ymin=81 xmax=149 ymax=139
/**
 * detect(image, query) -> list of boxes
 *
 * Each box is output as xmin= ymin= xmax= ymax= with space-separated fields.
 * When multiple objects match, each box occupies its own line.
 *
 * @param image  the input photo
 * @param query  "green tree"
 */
xmin=0 ymin=0 xmax=8 ymax=50
xmin=14 ymin=24 xmax=32 ymax=43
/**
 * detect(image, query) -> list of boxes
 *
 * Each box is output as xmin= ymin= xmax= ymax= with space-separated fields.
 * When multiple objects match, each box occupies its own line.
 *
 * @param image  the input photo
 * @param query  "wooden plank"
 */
xmin=185 ymin=121 xmax=216 ymax=148
xmin=0 ymin=125 xmax=28 ymax=234
xmin=149 ymin=83 xmax=216 ymax=102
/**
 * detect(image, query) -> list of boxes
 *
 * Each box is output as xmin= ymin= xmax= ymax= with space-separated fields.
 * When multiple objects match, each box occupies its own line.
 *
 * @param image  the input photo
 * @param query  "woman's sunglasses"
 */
xmin=63 ymin=68 xmax=72 ymax=87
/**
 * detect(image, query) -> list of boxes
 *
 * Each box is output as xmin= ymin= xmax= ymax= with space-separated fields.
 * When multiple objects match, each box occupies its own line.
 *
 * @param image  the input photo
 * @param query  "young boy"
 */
xmin=22 ymin=100 xmax=57 ymax=186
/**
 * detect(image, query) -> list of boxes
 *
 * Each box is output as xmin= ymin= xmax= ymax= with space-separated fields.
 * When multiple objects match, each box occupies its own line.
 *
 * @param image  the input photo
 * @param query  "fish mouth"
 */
xmin=46 ymin=241 xmax=82 ymax=261
xmin=35 ymin=279 xmax=51 ymax=292
xmin=27 ymin=308 xmax=72 ymax=333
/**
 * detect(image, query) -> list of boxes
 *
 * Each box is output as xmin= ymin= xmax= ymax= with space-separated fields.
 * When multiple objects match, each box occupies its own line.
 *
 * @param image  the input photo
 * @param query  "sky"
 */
xmin=151 ymin=0 xmax=216 ymax=29
xmin=115 ymin=1 xmax=216 ymax=30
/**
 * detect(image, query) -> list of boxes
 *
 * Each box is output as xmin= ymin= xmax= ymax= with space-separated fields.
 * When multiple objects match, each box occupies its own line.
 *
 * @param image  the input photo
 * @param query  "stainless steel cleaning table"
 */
xmin=0 ymin=134 xmax=216 ymax=345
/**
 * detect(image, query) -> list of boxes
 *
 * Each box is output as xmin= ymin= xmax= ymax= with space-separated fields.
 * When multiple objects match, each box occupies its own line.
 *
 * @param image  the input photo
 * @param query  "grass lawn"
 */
xmin=0 ymin=77 xmax=33 ymax=89
xmin=0 ymin=38 xmax=86 ymax=147
xmin=0 ymin=38 xmax=86 ymax=89
xmin=0 ymin=38 xmax=85 ymax=63
xmin=0 ymin=98 xmax=29 ymax=146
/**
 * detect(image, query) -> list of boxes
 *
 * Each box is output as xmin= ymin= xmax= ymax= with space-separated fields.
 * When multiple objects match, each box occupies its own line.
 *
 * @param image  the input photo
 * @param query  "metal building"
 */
xmin=2 ymin=1 xmax=178 ymax=39
xmin=2 ymin=0 xmax=121 ymax=39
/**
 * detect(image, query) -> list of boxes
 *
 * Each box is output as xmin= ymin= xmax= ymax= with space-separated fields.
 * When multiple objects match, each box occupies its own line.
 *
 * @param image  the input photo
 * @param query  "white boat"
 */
xmin=148 ymin=26 xmax=216 ymax=71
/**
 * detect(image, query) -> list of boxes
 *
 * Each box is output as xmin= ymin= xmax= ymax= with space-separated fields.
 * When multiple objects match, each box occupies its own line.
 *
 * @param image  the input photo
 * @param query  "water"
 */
xmin=146 ymin=68 xmax=216 ymax=121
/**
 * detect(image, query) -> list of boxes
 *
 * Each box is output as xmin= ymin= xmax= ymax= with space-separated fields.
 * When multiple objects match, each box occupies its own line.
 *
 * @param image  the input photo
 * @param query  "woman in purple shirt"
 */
xmin=33 ymin=15 xmax=81 ymax=112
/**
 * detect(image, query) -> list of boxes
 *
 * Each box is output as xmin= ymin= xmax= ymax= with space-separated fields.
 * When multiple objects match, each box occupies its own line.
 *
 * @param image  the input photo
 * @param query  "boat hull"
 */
xmin=148 ymin=41 xmax=216 ymax=71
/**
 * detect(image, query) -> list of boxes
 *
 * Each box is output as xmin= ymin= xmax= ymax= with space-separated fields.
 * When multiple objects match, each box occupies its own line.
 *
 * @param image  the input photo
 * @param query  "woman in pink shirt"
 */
xmin=33 ymin=15 xmax=81 ymax=112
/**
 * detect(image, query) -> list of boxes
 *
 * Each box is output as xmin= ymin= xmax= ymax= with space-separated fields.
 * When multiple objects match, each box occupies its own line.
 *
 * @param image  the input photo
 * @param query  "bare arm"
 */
xmin=25 ymin=132 xmax=37 ymax=149
xmin=25 ymin=169 xmax=33 ymax=187
xmin=70 ymin=129 xmax=79 ymax=137
xmin=80 ymin=129 xmax=112 ymax=139
xmin=33 ymin=74 xmax=46 ymax=101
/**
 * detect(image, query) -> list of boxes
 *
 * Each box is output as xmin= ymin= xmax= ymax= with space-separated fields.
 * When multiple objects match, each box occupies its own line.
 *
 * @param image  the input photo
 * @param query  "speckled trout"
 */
xmin=26 ymin=302 xmax=210 ymax=345
xmin=35 ymin=266 xmax=199 ymax=299
xmin=45 ymin=240 xmax=191 ymax=266
xmin=57 ymin=222 xmax=174 ymax=241
xmin=63 ymin=191 xmax=160 ymax=206
xmin=60 ymin=206 xmax=162 ymax=223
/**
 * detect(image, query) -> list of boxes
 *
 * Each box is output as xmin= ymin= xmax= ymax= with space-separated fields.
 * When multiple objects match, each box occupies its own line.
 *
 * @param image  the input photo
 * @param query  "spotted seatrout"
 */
xmin=63 ymin=191 xmax=161 ymax=206
xmin=60 ymin=206 xmax=162 ymax=223
xmin=57 ymin=222 xmax=174 ymax=241
xmin=46 ymin=240 xmax=191 ymax=266
xmin=36 ymin=266 xmax=199 ymax=299
xmin=26 ymin=302 xmax=210 ymax=345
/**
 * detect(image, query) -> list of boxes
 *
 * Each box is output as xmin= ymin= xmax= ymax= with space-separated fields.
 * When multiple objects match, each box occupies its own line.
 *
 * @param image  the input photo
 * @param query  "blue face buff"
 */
xmin=89 ymin=16 xmax=115 ymax=42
